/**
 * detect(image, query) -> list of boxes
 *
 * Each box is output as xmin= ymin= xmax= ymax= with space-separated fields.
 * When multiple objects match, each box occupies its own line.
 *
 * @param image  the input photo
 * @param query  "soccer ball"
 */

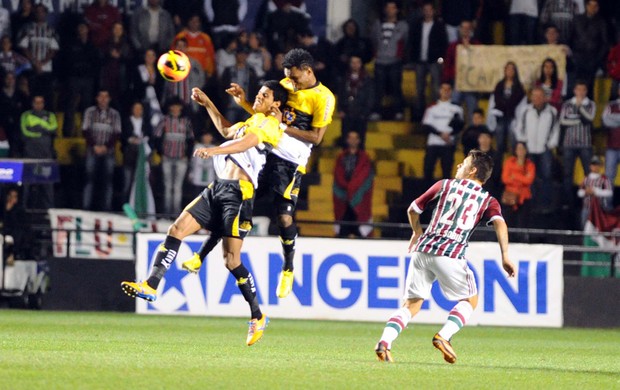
xmin=157 ymin=50 xmax=191 ymax=82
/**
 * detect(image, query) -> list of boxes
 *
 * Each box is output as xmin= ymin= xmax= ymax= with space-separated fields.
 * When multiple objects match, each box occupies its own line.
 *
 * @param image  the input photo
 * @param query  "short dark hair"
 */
xmin=473 ymin=108 xmax=484 ymax=116
xmin=262 ymin=80 xmax=288 ymax=107
xmin=467 ymin=149 xmax=494 ymax=183
xmin=282 ymin=48 xmax=314 ymax=70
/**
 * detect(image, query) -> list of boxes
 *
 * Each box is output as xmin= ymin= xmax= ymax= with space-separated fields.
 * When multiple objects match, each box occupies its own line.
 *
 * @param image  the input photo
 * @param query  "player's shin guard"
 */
xmin=230 ymin=264 xmax=262 ymax=320
xmin=146 ymin=236 xmax=182 ymax=289
xmin=279 ymin=224 xmax=297 ymax=271
xmin=379 ymin=307 xmax=412 ymax=349
xmin=438 ymin=301 xmax=474 ymax=340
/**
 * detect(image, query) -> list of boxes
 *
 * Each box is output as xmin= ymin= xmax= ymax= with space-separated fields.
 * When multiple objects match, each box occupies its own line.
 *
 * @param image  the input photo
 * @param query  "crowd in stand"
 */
xmin=0 ymin=0 xmax=619 ymax=234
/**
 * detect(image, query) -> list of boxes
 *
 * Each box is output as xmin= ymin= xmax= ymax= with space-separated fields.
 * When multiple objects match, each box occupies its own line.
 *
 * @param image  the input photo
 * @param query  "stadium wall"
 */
xmin=41 ymin=236 xmax=620 ymax=328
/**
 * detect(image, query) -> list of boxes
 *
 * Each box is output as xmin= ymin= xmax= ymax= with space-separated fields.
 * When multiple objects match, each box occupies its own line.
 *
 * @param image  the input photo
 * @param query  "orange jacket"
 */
xmin=172 ymin=30 xmax=216 ymax=76
xmin=501 ymin=156 xmax=536 ymax=207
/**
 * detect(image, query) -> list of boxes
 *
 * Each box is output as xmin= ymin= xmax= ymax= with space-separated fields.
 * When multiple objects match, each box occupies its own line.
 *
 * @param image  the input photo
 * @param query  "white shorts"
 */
xmin=404 ymin=251 xmax=477 ymax=301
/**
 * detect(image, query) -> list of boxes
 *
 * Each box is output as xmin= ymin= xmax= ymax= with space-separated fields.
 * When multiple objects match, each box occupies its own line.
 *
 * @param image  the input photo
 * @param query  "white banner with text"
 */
xmin=135 ymin=235 xmax=564 ymax=327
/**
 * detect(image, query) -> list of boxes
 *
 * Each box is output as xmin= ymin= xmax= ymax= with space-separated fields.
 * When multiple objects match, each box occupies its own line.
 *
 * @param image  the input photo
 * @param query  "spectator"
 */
xmin=333 ymin=130 xmax=374 ymax=238
xmin=220 ymin=46 xmax=258 ymax=124
xmin=0 ymin=5 xmax=9 ymax=39
xmin=487 ymin=61 xmax=526 ymax=158
xmin=607 ymin=33 xmax=620 ymax=99
xmin=2 ymin=187 xmax=26 ymax=263
xmin=577 ymin=156 xmax=612 ymax=227
xmin=0 ymin=72 xmax=29 ymax=156
xmin=475 ymin=0 xmax=508 ymax=44
xmin=82 ymin=89 xmax=122 ymax=211
xmin=20 ymin=95 xmax=57 ymax=209
xmin=100 ymin=21 xmax=133 ymax=111
xmin=337 ymin=54 xmax=374 ymax=148
xmin=204 ymin=0 xmax=248 ymax=49
xmin=461 ymin=108 xmax=489 ymax=156
xmin=10 ymin=0 xmax=33 ymax=43
xmin=477 ymin=128 xmax=502 ymax=199
xmin=542 ymin=24 xmax=573 ymax=96
xmin=439 ymin=0 xmax=478 ymax=43
xmin=515 ymin=87 xmax=560 ymax=213
xmin=130 ymin=0 xmax=175 ymax=54
xmin=122 ymin=101 xmax=153 ymax=202
xmin=188 ymin=132 xmax=216 ymax=196
xmin=263 ymin=0 xmax=310 ymax=54
xmin=559 ymin=81 xmax=596 ymax=208
xmin=171 ymin=14 xmax=216 ymax=77
xmin=162 ymin=38 xmax=205 ymax=112
xmin=17 ymin=4 xmax=58 ymax=110
xmin=131 ymin=49 xmax=164 ymax=127
xmin=442 ymin=20 xmax=479 ymax=123
xmin=264 ymin=50 xmax=285 ymax=81
xmin=369 ymin=0 xmax=408 ymax=121
xmin=0 ymin=126 xmax=8 ymax=157
xmin=247 ymin=32 xmax=272 ymax=82
xmin=61 ymin=22 xmax=100 ymax=137
xmin=408 ymin=1 xmax=448 ymax=121
xmin=535 ymin=58 xmax=564 ymax=113
xmin=334 ymin=19 xmax=373 ymax=74
xmin=215 ymin=35 xmax=238 ymax=78
xmin=571 ymin=0 xmax=609 ymax=96
xmin=501 ymin=142 xmax=536 ymax=231
xmin=161 ymin=0 xmax=204 ymax=32
xmin=602 ymin=84 xmax=620 ymax=186
xmin=83 ymin=0 xmax=122 ymax=51
xmin=153 ymin=98 xmax=194 ymax=215
xmin=508 ymin=0 xmax=539 ymax=45
xmin=422 ymin=82 xmax=464 ymax=182
xmin=297 ymin=28 xmax=335 ymax=89
xmin=540 ymin=0 xmax=579 ymax=44
xmin=0 ymin=35 xmax=30 ymax=76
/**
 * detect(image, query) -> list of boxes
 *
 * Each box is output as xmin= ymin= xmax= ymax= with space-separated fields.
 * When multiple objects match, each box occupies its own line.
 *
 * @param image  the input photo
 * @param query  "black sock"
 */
xmin=146 ymin=236 xmax=182 ymax=289
xmin=197 ymin=234 xmax=222 ymax=263
xmin=279 ymin=224 xmax=297 ymax=271
xmin=230 ymin=264 xmax=262 ymax=319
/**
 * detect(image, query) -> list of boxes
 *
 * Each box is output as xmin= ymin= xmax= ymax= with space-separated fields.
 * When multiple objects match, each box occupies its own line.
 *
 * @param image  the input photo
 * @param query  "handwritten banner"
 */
xmin=455 ymin=45 xmax=567 ymax=93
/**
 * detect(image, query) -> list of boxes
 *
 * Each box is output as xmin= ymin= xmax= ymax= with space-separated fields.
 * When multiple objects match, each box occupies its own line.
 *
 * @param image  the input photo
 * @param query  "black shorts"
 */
xmin=257 ymin=153 xmax=304 ymax=206
xmin=185 ymin=179 xmax=254 ymax=239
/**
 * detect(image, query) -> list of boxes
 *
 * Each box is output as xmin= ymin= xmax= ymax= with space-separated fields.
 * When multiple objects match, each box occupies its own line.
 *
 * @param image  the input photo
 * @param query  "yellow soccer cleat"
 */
xmin=246 ymin=315 xmax=269 ymax=346
xmin=276 ymin=270 xmax=294 ymax=298
xmin=121 ymin=280 xmax=157 ymax=302
xmin=182 ymin=253 xmax=202 ymax=274
xmin=432 ymin=333 xmax=457 ymax=364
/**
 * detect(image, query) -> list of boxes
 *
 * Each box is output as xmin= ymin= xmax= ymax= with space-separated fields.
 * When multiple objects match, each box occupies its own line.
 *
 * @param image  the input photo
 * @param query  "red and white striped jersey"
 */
xmin=410 ymin=179 xmax=504 ymax=259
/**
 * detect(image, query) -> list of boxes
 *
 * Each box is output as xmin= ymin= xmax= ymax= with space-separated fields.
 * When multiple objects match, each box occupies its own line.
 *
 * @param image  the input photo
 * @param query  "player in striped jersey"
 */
xmin=375 ymin=150 xmax=516 ymax=364
xmin=121 ymin=80 xmax=287 ymax=346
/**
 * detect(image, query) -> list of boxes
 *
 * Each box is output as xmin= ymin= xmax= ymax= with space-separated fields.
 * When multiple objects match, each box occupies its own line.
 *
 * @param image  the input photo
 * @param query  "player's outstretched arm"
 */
xmin=191 ymin=87 xmax=234 ymax=137
xmin=407 ymin=207 xmax=424 ymax=253
xmin=226 ymin=83 xmax=255 ymax=115
xmin=492 ymin=218 xmax=516 ymax=277
xmin=194 ymin=132 xmax=259 ymax=159
xmin=284 ymin=124 xmax=328 ymax=146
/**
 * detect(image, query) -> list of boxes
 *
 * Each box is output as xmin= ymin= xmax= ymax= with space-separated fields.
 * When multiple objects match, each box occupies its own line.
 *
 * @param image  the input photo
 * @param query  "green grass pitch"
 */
xmin=1 ymin=310 xmax=618 ymax=389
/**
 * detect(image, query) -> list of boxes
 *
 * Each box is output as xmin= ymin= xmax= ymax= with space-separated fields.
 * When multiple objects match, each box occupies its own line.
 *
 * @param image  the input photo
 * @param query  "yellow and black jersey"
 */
xmin=213 ymin=113 xmax=282 ymax=188
xmin=275 ymin=78 xmax=335 ymax=167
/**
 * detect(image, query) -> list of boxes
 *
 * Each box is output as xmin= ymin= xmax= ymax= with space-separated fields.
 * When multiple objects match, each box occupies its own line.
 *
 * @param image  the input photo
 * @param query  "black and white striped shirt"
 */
xmin=82 ymin=106 xmax=122 ymax=149
xmin=560 ymin=97 xmax=595 ymax=148
xmin=17 ymin=22 xmax=59 ymax=72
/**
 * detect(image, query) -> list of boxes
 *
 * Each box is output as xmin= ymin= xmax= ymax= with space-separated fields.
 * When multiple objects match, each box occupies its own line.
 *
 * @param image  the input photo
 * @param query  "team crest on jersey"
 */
xmin=144 ymin=240 xmax=208 ymax=314
xmin=283 ymin=108 xmax=296 ymax=125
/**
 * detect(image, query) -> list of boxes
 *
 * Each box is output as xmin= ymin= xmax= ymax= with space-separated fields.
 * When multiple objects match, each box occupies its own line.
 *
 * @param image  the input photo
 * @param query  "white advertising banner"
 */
xmin=135 ymin=235 xmax=564 ymax=327
xmin=48 ymin=209 xmax=170 ymax=260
